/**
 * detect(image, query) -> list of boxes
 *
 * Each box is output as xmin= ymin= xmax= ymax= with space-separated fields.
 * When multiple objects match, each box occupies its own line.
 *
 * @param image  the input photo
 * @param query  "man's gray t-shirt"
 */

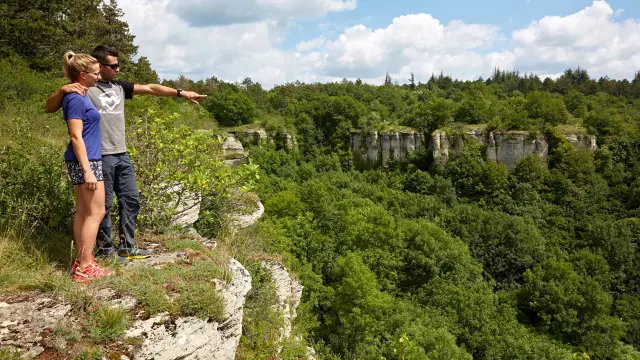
xmin=87 ymin=80 xmax=134 ymax=155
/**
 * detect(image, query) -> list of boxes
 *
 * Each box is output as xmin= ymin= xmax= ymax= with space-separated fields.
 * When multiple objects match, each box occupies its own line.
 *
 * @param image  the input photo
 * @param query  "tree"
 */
xmin=129 ymin=56 xmax=159 ymax=84
xmin=564 ymin=89 xmax=588 ymax=118
xmin=0 ymin=0 xmax=137 ymax=71
xmin=384 ymin=72 xmax=392 ymax=86
xmin=518 ymin=259 xmax=624 ymax=358
xmin=203 ymin=89 xmax=257 ymax=126
xmin=525 ymin=91 xmax=570 ymax=126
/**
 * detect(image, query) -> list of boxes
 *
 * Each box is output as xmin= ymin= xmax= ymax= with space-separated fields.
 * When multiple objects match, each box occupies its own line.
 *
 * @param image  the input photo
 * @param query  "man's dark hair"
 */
xmin=91 ymin=45 xmax=119 ymax=63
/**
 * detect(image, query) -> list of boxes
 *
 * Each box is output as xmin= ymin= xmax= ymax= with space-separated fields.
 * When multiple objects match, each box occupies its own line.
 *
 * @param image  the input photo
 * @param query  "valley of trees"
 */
xmin=2 ymin=1 xmax=640 ymax=359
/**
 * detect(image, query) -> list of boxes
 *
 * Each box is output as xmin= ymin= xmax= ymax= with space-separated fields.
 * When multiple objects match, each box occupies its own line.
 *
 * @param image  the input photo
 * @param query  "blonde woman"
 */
xmin=62 ymin=51 xmax=113 ymax=282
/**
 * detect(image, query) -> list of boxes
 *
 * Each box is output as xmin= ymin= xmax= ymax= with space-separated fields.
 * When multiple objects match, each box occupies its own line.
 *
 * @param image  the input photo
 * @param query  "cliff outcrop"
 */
xmin=350 ymin=130 xmax=426 ymax=167
xmin=351 ymin=128 xmax=597 ymax=170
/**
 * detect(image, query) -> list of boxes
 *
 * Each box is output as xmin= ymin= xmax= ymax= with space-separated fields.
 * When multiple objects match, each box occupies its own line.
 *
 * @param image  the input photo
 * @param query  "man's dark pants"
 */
xmin=97 ymin=153 xmax=140 ymax=254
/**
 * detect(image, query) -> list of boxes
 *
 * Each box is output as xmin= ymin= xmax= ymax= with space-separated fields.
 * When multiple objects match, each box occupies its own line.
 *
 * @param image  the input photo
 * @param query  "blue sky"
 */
xmin=121 ymin=0 xmax=640 ymax=87
xmin=283 ymin=0 xmax=639 ymax=50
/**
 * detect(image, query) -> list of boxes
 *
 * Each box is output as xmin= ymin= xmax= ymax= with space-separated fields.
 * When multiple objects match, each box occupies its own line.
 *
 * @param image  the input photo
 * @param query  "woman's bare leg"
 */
xmin=75 ymin=182 xmax=106 ymax=269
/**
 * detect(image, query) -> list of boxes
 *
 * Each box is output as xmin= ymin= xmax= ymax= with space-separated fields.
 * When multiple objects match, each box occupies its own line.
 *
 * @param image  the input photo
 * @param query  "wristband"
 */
xmin=177 ymin=88 xmax=182 ymax=97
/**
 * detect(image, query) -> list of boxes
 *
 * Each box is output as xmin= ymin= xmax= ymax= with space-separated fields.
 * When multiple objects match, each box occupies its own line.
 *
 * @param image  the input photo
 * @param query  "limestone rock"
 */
xmin=261 ymin=260 xmax=303 ymax=343
xmin=228 ymin=199 xmax=264 ymax=229
xmin=131 ymin=251 xmax=187 ymax=269
xmin=0 ymin=294 xmax=72 ymax=358
xmin=430 ymin=129 xmax=593 ymax=170
xmin=127 ymin=259 xmax=252 ymax=360
xmin=351 ymin=130 xmax=426 ymax=166
xmin=223 ymin=158 xmax=247 ymax=168
xmin=221 ymin=135 xmax=244 ymax=153
xmin=221 ymin=135 xmax=248 ymax=168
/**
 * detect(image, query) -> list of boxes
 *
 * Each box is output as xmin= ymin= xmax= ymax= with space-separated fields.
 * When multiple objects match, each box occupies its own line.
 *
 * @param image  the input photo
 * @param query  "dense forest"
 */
xmin=2 ymin=1 xmax=640 ymax=359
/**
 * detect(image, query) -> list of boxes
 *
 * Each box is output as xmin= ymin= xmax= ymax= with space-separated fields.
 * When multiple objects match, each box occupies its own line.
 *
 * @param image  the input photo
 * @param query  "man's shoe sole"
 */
xmin=122 ymin=254 xmax=151 ymax=260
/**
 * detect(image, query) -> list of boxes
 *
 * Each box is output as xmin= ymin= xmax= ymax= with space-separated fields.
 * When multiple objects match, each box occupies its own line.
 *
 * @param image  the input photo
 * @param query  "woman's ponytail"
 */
xmin=62 ymin=51 xmax=97 ymax=81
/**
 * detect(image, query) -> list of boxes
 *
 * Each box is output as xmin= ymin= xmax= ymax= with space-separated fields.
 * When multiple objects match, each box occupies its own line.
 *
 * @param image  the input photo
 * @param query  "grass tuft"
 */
xmin=0 ymin=348 xmax=24 ymax=360
xmin=164 ymin=239 xmax=208 ymax=252
xmin=100 ymin=259 xmax=227 ymax=321
xmin=87 ymin=305 xmax=131 ymax=342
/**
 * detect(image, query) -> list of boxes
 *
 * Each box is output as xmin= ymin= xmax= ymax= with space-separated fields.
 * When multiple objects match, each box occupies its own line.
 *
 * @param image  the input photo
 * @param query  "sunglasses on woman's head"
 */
xmin=101 ymin=63 xmax=120 ymax=70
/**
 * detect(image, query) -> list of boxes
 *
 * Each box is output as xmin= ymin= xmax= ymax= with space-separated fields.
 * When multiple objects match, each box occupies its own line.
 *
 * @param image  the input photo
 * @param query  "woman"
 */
xmin=61 ymin=51 xmax=113 ymax=282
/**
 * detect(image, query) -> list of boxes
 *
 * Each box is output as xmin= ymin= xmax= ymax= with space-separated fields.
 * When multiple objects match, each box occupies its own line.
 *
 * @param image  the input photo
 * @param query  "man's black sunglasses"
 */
xmin=101 ymin=63 xmax=120 ymax=70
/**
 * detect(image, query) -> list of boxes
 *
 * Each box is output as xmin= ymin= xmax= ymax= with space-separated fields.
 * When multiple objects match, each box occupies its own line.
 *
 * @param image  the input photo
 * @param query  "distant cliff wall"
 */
xmin=350 ymin=131 xmax=426 ymax=167
xmin=351 ymin=129 xmax=597 ymax=170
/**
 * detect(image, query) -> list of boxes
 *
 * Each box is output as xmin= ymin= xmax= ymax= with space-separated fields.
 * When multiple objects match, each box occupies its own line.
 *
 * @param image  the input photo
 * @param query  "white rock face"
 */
xmin=352 ymin=129 xmax=597 ymax=170
xmin=164 ymin=183 xmax=201 ymax=230
xmin=430 ymin=129 xmax=594 ymax=170
xmin=262 ymin=260 xmax=303 ymax=343
xmin=0 ymin=296 xmax=72 ymax=359
xmin=228 ymin=199 xmax=264 ymax=229
xmin=351 ymin=130 xmax=426 ymax=166
xmin=221 ymin=135 xmax=245 ymax=153
xmin=127 ymin=258 xmax=252 ymax=360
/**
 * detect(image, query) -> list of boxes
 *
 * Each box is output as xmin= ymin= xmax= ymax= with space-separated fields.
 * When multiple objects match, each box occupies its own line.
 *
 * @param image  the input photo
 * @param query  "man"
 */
xmin=46 ymin=45 xmax=206 ymax=264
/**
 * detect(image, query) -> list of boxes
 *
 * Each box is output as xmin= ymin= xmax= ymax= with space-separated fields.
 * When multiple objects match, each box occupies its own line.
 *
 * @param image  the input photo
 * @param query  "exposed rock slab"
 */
xmin=0 ymin=294 xmax=72 ymax=359
xmin=351 ymin=130 xmax=425 ymax=166
xmin=130 ymin=251 xmax=188 ymax=269
xmin=352 ymin=128 xmax=597 ymax=170
xmin=228 ymin=199 xmax=264 ymax=229
xmin=262 ymin=260 xmax=303 ymax=342
xmin=126 ymin=258 xmax=252 ymax=360
xmin=221 ymin=135 xmax=245 ymax=153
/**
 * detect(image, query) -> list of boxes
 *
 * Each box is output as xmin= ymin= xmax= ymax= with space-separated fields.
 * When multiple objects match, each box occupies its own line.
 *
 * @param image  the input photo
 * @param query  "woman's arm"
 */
xmin=67 ymin=119 xmax=97 ymax=190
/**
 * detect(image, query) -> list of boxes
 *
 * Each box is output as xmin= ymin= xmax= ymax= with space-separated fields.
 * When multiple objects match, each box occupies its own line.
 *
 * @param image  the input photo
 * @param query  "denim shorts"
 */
xmin=66 ymin=160 xmax=104 ymax=185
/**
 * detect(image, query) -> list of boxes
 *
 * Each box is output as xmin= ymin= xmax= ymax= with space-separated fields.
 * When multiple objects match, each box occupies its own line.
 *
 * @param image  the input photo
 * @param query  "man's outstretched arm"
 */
xmin=45 ymin=83 xmax=87 ymax=113
xmin=132 ymin=84 xmax=206 ymax=104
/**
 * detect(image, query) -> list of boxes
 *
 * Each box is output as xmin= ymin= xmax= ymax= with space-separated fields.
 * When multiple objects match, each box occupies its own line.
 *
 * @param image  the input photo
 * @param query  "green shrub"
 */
xmin=204 ymin=90 xmax=257 ymax=126
xmin=0 ymin=140 xmax=74 ymax=235
xmin=128 ymin=110 xmax=258 ymax=230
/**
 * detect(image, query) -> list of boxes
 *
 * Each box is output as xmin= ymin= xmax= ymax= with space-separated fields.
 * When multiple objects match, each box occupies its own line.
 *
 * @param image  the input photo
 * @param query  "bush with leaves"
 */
xmin=128 ymin=110 xmax=258 ymax=231
xmin=0 ymin=121 xmax=74 ymax=234
xmin=203 ymin=90 xmax=257 ymax=126
xmin=518 ymin=258 xmax=625 ymax=358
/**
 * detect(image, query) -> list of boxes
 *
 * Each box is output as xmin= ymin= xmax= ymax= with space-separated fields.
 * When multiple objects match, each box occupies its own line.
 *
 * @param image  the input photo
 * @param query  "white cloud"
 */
xmin=318 ymin=14 xmax=510 ymax=80
xmin=296 ymin=36 xmax=327 ymax=52
xmin=166 ymin=0 xmax=357 ymax=27
xmin=512 ymin=0 xmax=640 ymax=79
xmin=118 ymin=0 xmax=640 ymax=89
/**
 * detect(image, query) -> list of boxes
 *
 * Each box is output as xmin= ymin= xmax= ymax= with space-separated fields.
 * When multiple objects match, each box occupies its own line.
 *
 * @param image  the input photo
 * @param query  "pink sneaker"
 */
xmin=73 ymin=262 xmax=113 ymax=283
xmin=69 ymin=259 xmax=80 ymax=275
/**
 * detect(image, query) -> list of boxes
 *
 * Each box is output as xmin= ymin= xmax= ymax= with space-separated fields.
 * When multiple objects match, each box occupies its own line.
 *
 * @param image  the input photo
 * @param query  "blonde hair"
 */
xmin=63 ymin=51 xmax=98 ymax=81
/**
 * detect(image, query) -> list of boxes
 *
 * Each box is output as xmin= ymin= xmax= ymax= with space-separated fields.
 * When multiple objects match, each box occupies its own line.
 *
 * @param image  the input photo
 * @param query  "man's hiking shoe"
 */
xmin=118 ymin=247 xmax=152 ymax=260
xmin=96 ymin=251 xmax=130 ymax=265
xmin=73 ymin=262 xmax=113 ymax=283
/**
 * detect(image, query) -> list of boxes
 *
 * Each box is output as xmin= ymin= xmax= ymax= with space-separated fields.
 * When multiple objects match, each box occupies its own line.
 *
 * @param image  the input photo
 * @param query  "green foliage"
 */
xmin=545 ymin=125 xmax=575 ymax=170
xmin=525 ymin=91 xmax=570 ymax=127
xmin=0 ymin=0 xmax=137 ymax=71
xmin=0 ymin=56 xmax=63 ymax=110
xmin=403 ymin=96 xmax=454 ymax=132
xmin=438 ymin=204 xmax=548 ymax=289
xmin=236 ymin=266 xmax=284 ymax=360
xmin=204 ymin=90 xmax=257 ymax=126
xmin=0 ymin=347 xmax=24 ymax=360
xmin=128 ymin=109 xmax=258 ymax=230
xmin=518 ymin=259 xmax=624 ymax=356
xmin=164 ymin=239 xmax=208 ymax=252
xmin=75 ymin=348 xmax=104 ymax=360
xmin=565 ymin=89 xmax=588 ymax=118
xmin=102 ymin=258 xmax=227 ymax=320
